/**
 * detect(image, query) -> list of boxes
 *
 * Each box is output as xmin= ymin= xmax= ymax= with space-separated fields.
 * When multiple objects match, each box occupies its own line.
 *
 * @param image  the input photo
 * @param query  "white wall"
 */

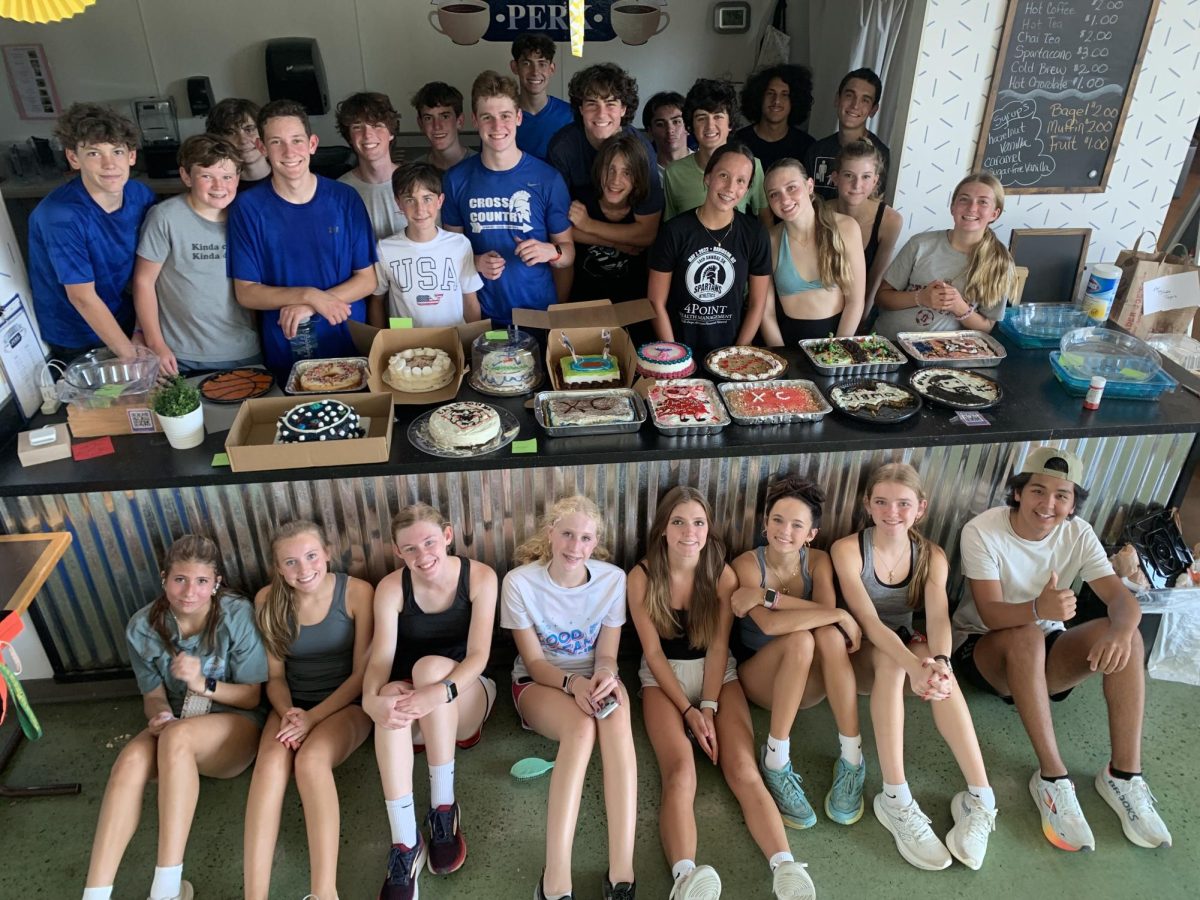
xmin=0 ymin=0 xmax=773 ymax=147
xmin=890 ymin=0 xmax=1200 ymax=276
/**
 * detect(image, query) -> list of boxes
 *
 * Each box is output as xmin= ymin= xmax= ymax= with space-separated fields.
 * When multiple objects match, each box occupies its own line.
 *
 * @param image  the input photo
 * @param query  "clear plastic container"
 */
xmin=55 ymin=346 xmax=161 ymax=407
xmin=1146 ymin=333 xmax=1200 ymax=373
xmin=1057 ymin=327 xmax=1162 ymax=383
xmin=1049 ymin=352 xmax=1177 ymax=400
xmin=470 ymin=327 xmax=541 ymax=395
xmin=1006 ymin=304 xmax=1090 ymax=339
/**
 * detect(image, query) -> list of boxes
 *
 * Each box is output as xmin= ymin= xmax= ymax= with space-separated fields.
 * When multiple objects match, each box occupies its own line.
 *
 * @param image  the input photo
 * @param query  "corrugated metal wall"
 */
xmin=2 ymin=433 xmax=1192 ymax=675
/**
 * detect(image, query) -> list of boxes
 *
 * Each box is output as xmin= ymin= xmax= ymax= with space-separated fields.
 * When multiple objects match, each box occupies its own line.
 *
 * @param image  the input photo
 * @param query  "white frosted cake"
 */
xmin=386 ymin=347 xmax=454 ymax=392
xmin=480 ymin=349 xmax=538 ymax=392
xmin=428 ymin=401 xmax=501 ymax=449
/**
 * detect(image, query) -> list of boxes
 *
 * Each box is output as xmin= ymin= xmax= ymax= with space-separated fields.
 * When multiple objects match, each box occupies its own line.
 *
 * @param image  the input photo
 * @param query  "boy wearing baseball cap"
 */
xmin=951 ymin=446 xmax=1171 ymax=853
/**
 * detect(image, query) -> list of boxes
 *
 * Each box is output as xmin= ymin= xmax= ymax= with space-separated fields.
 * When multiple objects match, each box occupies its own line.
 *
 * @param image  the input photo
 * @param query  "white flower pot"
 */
xmin=157 ymin=405 xmax=205 ymax=450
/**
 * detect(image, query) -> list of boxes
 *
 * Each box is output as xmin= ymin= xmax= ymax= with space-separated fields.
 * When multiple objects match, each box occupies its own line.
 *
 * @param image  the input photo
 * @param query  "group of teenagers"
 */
xmin=27 ymin=33 xmax=1018 ymax=386
xmin=80 ymin=445 xmax=1172 ymax=900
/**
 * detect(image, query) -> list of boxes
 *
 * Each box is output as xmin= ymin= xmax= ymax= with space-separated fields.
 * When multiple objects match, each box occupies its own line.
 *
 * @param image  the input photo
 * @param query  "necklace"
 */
xmin=872 ymin=539 xmax=909 ymax=581
xmin=766 ymin=550 xmax=802 ymax=595
xmin=698 ymin=213 xmax=735 ymax=249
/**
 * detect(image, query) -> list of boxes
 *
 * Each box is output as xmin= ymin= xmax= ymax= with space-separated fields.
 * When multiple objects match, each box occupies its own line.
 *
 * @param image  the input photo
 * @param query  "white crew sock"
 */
xmin=838 ymin=732 xmax=863 ymax=767
xmin=148 ymin=864 xmax=182 ymax=900
xmin=429 ymin=760 xmax=456 ymax=808
xmin=768 ymin=850 xmax=795 ymax=871
xmin=671 ymin=859 xmax=697 ymax=882
xmin=882 ymin=781 xmax=913 ymax=808
xmin=386 ymin=794 xmax=418 ymax=847
xmin=82 ymin=888 xmax=113 ymax=900
xmin=969 ymin=784 xmax=997 ymax=810
xmin=764 ymin=734 xmax=790 ymax=771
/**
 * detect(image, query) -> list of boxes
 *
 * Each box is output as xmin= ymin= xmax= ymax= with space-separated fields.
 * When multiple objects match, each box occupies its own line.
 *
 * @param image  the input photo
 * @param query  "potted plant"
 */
xmin=151 ymin=375 xmax=204 ymax=450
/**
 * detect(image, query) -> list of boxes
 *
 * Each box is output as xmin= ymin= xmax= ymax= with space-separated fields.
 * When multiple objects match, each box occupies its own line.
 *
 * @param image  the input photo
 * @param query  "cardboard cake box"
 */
xmin=512 ymin=299 xmax=655 ymax=390
xmin=348 ymin=320 xmax=490 ymax=404
xmin=224 ymin=392 xmax=394 ymax=472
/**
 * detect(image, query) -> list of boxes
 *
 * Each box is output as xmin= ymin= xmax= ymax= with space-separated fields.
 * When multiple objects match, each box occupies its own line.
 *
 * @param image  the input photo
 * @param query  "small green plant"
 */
xmin=151 ymin=375 xmax=201 ymax=418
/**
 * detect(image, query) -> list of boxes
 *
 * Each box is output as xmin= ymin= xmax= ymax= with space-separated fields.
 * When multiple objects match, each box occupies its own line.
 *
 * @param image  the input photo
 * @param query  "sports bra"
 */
xmin=774 ymin=227 xmax=825 ymax=295
xmin=863 ymin=201 xmax=888 ymax=272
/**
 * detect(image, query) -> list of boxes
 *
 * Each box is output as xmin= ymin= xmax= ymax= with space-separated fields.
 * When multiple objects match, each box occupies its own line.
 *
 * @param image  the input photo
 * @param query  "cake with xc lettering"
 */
xmin=545 ymin=394 xmax=637 ymax=427
xmin=385 ymin=347 xmax=454 ymax=392
xmin=276 ymin=399 xmax=364 ymax=443
xmin=636 ymin=342 xmax=695 ymax=379
xmin=427 ymin=401 xmax=501 ymax=449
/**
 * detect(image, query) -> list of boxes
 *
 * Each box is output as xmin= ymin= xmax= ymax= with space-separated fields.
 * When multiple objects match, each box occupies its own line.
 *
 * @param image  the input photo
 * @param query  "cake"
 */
xmin=545 ymin=394 xmax=637 ymax=427
xmin=200 ymin=368 xmax=274 ymax=402
xmin=275 ymin=399 xmax=364 ymax=443
xmin=723 ymin=384 xmax=825 ymax=418
xmin=559 ymin=354 xmax=620 ymax=386
xmin=809 ymin=336 xmax=903 ymax=367
xmin=427 ymin=401 xmax=501 ymax=449
xmin=907 ymin=335 xmax=995 ymax=360
xmin=830 ymin=381 xmax=917 ymax=414
xmin=647 ymin=382 xmax=727 ymax=426
xmin=385 ymin=347 xmax=454 ymax=392
xmin=706 ymin=346 xmax=786 ymax=380
xmin=297 ymin=359 xmax=364 ymax=392
xmin=479 ymin=348 xmax=538 ymax=393
xmin=636 ymin=342 xmax=695 ymax=379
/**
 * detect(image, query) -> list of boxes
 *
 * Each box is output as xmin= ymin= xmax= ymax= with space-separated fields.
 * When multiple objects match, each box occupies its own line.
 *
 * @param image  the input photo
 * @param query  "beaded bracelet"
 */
xmin=955 ymin=303 xmax=979 ymax=321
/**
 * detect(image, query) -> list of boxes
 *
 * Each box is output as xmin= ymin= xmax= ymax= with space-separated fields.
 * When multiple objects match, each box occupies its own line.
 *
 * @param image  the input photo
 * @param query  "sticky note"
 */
xmin=95 ymin=383 xmax=127 ymax=399
xmin=486 ymin=330 xmax=508 ymax=341
xmin=211 ymin=452 xmax=230 ymax=467
xmin=511 ymin=438 xmax=538 ymax=454
xmin=72 ymin=436 xmax=115 ymax=461
xmin=389 ymin=317 xmax=413 ymax=329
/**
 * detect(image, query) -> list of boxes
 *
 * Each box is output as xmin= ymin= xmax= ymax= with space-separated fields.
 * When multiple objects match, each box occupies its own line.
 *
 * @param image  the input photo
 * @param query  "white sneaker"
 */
xmin=1095 ymin=767 xmax=1173 ymax=849
xmin=669 ymin=864 xmax=722 ymax=900
xmin=945 ymin=791 xmax=996 ymax=870
xmin=771 ymin=860 xmax=816 ymax=900
xmin=1028 ymin=772 xmax=1094 ymax=851
xmin=148 ymin=881 xmax=193 ymax=900
xmin=872 ymin=793 xmax=952 ymax=870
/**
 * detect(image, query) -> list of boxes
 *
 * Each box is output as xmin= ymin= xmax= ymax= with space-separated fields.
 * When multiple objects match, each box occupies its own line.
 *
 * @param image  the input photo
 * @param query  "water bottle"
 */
xmin=289 ymin=315 xmax=319 ymax=361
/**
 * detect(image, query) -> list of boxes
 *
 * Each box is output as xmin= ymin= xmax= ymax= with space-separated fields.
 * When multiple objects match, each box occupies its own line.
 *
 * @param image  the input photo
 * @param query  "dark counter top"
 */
xmin=4 ymin=329 xmax=1199 ymax=496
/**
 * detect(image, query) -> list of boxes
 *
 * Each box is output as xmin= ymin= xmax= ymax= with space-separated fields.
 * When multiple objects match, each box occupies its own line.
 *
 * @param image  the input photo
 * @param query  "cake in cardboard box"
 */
xmin=558 ymin=329 xmax=620 ymax=386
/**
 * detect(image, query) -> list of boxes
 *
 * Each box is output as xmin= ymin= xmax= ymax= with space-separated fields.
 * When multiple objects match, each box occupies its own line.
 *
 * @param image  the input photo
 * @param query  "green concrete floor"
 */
xmin=2 ymin=668 xmax=1196 ymax=900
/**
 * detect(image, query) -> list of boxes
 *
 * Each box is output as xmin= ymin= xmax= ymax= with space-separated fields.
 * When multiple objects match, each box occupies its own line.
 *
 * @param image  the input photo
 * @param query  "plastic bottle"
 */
xmin=1083 ymin=375 xmax=1106 ymax=410
xmin=289 ymin=315 xmax=319 ymax=361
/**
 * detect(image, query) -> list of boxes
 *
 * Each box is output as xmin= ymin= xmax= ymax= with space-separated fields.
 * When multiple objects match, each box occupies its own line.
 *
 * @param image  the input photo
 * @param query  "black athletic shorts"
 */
xmin=952 ymin=629 xmax=1074 ymax=704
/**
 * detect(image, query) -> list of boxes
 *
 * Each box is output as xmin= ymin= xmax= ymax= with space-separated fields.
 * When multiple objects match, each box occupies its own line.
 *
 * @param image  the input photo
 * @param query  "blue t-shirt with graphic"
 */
xmin=517 ymin=96 xmax=575 ymax=160
xmin=441 ymin=153 xmax=571 ymax=324
xmin=28 ymin=177 xmax=156 ymax=348
xmin=227 ymin=176 xmax=375 ymax=378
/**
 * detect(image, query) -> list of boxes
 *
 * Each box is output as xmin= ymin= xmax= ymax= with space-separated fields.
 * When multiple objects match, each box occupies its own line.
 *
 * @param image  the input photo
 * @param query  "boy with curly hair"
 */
xmin=737 ymin=64 xmax=815 ymax=171
xmin=336 ymin=91 xmax=406 ymax=240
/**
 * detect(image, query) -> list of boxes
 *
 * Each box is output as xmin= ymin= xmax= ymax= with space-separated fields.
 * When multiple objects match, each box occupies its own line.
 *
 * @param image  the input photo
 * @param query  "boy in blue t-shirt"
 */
xmin=227 ymin=100 xmax=376 ymax=380
xmin=27 ymin=102 xmax=156 ymax=361
xmin=441 ymin=71 xmax=573 ymax=325
xmin=511 ymin=33 xmax=573 ymax=160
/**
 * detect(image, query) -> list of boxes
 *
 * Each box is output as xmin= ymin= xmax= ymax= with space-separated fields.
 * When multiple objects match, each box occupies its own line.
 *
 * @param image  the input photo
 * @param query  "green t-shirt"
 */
xmin=663 ymin=153 xmax=768 ymax=221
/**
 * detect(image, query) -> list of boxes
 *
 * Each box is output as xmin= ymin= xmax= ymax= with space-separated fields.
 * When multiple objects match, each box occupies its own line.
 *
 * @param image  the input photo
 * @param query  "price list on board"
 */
xmin=975 ymin=0 xmax=1158 ymax=192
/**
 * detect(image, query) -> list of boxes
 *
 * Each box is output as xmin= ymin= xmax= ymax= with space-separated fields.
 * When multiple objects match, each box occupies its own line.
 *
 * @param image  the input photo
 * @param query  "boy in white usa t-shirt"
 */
xmin=370 ymin=162 xmax=482 ymax=327
xmin=951 ymin=446 xmax=1171 ymax=855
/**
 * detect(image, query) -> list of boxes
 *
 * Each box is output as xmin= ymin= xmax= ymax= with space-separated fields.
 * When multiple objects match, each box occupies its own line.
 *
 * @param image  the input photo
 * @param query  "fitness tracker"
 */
xmin=699 ymin=699 xmax=719 ymax=714
xmin=204 ymin=676 xmax=217 ymax=696
xmin=441 ymin=679 xmax=459 ymax=703
xmin=763 ymin=588 xmax=779 ymax=610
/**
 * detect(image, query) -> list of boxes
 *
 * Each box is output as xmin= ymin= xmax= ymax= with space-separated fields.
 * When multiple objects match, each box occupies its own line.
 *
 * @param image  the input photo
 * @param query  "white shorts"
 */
xmin=637 ymin=654 xmax=739 ymax=704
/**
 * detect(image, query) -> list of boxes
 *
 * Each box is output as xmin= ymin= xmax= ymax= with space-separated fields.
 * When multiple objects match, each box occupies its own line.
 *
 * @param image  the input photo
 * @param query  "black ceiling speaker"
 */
xmin=265 ymin=38 xmax=329 ymax=115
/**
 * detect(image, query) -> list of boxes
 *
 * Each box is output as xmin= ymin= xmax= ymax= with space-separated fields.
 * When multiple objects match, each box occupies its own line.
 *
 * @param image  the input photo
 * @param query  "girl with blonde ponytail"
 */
xmin=875 ymin=171 xmax=1016 ymax=340
xmin=830 ymin=463 xmax=996 ymax=873
xmin=760 ymin=158 xmax=867 ymax=342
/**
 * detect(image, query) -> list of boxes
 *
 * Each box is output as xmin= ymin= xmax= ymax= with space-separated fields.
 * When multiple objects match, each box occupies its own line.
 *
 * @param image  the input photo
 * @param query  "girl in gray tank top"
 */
xmin=831 ymin=463 xmax=996 ymax=872
xmin=244 ymin=520 xmax=375 ymax=900
xmin=731 ymin=474 xmax=866 ymax=830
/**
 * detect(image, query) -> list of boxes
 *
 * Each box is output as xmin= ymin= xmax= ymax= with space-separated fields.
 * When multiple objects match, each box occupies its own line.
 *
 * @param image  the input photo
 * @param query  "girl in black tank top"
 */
xmin=627 ymin=486 xmax=818 ymax=898
xmin=830 ymin=463 xmax=996 ymax=871
xmin=361 ymin=504 xmax=499 ymax=894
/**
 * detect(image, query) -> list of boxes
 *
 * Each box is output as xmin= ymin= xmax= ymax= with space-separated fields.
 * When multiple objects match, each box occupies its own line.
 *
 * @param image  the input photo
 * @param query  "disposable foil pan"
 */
xmin=285 ymin=357 xmax=370 ymax=395
xmin=534 ymin=388 xmax=646 ymax=437
xmin=896 ymin=331 xmax=1006 ymax=368
xmin=644 ymin=378 xmax=730 ymax=436
xmin=717 ymin=379 xmax=831 ymax=425
xmin=799 ymin=336 xmax=906 ymax=376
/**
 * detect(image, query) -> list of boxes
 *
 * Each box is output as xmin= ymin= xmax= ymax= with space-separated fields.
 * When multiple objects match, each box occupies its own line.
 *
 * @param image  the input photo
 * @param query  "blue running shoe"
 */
xmin=825 ymin=756 xmax=866 ymax=824
xmin=758 ymin=745 xmax=817 ymax=829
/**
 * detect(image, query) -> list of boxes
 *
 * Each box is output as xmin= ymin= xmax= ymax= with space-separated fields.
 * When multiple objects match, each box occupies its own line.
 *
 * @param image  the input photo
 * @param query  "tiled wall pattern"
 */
xmin=892 ymin=0 xmax=1200 ymax=274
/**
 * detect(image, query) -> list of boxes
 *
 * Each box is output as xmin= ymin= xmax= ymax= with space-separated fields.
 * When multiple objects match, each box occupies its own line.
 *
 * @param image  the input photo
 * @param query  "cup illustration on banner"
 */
xmin=1082 ymin=263 xmax=1122 ymax=324
xmin=611 ymin=0 xmax=670 ymax=45
xmin=429 ymin=0 xmax=491 ymax=46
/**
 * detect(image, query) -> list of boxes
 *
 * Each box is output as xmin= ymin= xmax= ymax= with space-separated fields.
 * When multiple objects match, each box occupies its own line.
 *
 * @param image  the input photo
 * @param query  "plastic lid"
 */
xmin=1089 ymin=376 xmax=1106 ymax=388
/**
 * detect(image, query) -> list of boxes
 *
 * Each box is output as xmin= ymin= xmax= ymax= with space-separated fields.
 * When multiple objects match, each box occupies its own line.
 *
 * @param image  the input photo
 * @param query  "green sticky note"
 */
xmin=486 ymin=329 xmax=508 ymax=341
xmin=1120 ymin=367 xmax=1148 ymax=379
xmin=389 ymin=317 xmax=413 ymax=329
xmin=95 ymin=383 xmax=127 ymax=399
xmin=511 ymin=438 xmax=538 ymax=454
xmin=211 ymin=452 xmax=230 ymax=467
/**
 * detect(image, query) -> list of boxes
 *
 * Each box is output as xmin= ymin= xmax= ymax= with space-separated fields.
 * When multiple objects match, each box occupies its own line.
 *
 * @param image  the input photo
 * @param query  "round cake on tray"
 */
xmin=385 ymin=347 xmax=455 ymax=392
xmin=636 ymin=341 xmax=695 ymax=379
xmin=276 ymin=399 xmax=364 ymax=443
xmin=472 ymin=328 xmax=539 ymax=394
xmin=427 ymin=401 xmax=501 ymax=450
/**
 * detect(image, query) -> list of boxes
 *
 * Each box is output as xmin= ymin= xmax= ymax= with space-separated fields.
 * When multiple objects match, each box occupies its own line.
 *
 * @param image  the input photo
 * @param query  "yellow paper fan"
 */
xmin=569 ymin=0 xmax=584 ymax=57
xmin=0 ymin=0 xmax=96 ymax=24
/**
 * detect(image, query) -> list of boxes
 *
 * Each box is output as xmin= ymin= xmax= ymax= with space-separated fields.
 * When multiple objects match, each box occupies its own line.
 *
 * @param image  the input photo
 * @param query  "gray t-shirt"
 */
xmin=409 ymin=145 xmax=478 ymax=172
xmin=338 ymin=169 xmax=407 ymax=241
xmin=876 ymin=230 xmax=1006 ymax=340
xmin=136 ymin=195 xmax=260 ymax=362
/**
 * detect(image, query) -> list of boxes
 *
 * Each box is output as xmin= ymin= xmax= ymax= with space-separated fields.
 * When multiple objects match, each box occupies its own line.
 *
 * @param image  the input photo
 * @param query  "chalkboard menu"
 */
xmin=974 ymin=0 xmax=1159 ymax=193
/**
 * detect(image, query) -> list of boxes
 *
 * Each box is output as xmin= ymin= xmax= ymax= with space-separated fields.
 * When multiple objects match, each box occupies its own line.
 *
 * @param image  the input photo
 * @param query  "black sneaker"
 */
xmin=604 ymin=876 xmax=637 ymax=899
xmin=379 ymin=834 xmax=426 ymax=900
xmin=534 ymin=872 xmax=575 ymax=899
xmin=426 ymin=802 xmax=467 ymax=875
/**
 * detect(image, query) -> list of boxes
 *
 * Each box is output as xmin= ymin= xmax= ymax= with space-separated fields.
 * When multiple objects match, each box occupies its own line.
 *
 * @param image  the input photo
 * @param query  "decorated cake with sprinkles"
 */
xmin=636 ymin=341 xmax=695 ymax=379
xmin=276 ymin=399 xmax=364 ymax=443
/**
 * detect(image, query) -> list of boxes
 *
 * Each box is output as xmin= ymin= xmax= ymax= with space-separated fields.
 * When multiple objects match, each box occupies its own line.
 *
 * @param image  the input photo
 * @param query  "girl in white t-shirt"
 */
xmin=500 ymin=495 xmax=637 ymax=900
xmin=830 ymin=463 xmax=996 ymax=872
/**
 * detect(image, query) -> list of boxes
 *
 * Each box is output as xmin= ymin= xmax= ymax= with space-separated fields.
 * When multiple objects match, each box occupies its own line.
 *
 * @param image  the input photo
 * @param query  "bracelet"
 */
xmin=699 ymin=699 xmax=719 ymax=713
xmin=563 ymin=673 xmax=579 ymax=695
xmin=682 ymin=703 xmax=697 ymax=718
xmin=954 ymin=303 xmax=978 ymax=321
xmin=933 ymin=654 xmax=952 ymax=670
xmin=595 ymin=666 xmax=616 ymax=680
xmin=1031 ymin=597 xmax=1040 ymax=621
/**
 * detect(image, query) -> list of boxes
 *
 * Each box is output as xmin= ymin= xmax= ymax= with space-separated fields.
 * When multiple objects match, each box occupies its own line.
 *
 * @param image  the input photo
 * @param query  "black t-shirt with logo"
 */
xmin=804 ymin=129 xmax=891 ymax=201
xmin=736 ymin=124 xmax=815 ymax=174
xmin=571 ymin=187 xmax=649 ymax=303
xmin=649 ymin=209 xmax=771 ymax=355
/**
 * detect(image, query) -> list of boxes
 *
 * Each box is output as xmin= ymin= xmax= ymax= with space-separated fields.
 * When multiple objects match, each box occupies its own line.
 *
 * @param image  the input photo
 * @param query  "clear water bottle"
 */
xmin=289 ymin=315 xmax=319 ymax=361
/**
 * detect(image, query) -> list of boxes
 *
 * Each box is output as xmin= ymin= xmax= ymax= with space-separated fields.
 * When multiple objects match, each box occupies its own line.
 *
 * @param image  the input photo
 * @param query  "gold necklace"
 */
xmin=872 ymin=539 xmax=908 ymax=581
xmin=766 ymin=550 xmax=802 ymax=595
xmin=697 ymin=211 xmax=735 ymax=249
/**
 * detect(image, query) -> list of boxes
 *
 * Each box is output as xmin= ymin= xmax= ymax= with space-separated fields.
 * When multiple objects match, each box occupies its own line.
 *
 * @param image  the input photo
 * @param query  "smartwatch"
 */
xmin=699 ymin=699 xmax=719 ymax=714
xmin=442 ymin=679 xmax=459 ymax=703
xmin=933 ymin=654 xmax=952 ymax=671
xmin=204 ymin=676 xmax=217 ymax=696
xmin=763 ymin=588 xmax=779 ymax=610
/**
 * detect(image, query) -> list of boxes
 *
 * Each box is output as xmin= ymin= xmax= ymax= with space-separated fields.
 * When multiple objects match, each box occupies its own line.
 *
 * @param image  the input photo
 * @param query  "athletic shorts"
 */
xmin=952 ymin=629 xmax=1073 ymax=704
xmin=637 ymin=654 xmax=738 ymax=704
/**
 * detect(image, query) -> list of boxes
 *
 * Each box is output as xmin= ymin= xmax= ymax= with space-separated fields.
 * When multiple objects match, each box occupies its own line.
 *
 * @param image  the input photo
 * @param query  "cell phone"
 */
xmin=594 ymin=693 xmax=619 ymax=719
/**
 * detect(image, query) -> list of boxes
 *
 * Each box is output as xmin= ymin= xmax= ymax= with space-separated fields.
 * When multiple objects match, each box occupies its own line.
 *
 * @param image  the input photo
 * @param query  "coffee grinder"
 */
xmin=132 ymin=96 xmax=180 ymax=179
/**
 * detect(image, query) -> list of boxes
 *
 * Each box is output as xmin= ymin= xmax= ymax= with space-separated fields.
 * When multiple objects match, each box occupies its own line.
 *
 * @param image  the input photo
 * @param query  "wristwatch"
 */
xmin=699 ymin=699 xmax=719 ymax=713
xmin=933 ymin=654 xmax=952 ymax=671
xmin=763 ymin=588 xmax=779 ymax=610
xmin=204 ymin=676 xmax=217 ymax=696
xmin=441 ymin=679 xmax=459 ymax=703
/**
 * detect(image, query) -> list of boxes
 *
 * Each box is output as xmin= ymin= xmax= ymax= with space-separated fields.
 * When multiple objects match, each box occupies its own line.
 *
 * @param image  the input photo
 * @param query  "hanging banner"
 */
xmin=427 ymin=1 xmax=671 ymax=47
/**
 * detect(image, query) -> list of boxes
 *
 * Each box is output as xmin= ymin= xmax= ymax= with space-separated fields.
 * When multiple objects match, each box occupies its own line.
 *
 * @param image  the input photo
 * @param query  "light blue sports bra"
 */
xmin=774 ymin=227 xmax=826 ymax=295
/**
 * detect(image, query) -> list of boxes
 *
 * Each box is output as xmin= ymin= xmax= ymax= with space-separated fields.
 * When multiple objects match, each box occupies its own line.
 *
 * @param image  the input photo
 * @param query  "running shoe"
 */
xmin=945 ymin=791 xmax=996 ymax=870
xmin=758 ymin=745 xmax=817 ymax=828
xmin=603 ymin=876 xmax=637 ymax=899
xmin=147 ymin=882 xmax=193 ymax=900
xmin=824 ymin=756 xmax=866 ymax=825
xmin=873 ymin=793 xmax=952 ymax=870
xmin=1028 ymin=772 xmax=1094 ymax=851
xmin=771 ymin=860 xmax=816 ymax=900
xmin=380 ymin=835 xmax=426 ymax=900
xmin=669 ymin=864 xmax=722 ymax=900
xmin=534 ymin=873 xmax=574 ymax=899
xmin=1095 ymin=767 xmax=1172 ymax=849
xmin=426 ymin=802 xmax=467 ymax=874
